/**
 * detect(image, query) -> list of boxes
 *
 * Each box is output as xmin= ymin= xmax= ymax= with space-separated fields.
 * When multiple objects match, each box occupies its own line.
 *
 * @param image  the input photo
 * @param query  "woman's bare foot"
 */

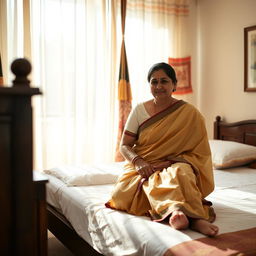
xmin=190 ymin=219 xmax=219 ymax=237
xmin=169 ymin=210 xmax=189 ymax=230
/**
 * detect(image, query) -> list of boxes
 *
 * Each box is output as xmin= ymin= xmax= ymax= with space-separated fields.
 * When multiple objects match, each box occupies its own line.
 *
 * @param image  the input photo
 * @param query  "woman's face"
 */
xmin=149 ymin=69 xmax=176 ymax=99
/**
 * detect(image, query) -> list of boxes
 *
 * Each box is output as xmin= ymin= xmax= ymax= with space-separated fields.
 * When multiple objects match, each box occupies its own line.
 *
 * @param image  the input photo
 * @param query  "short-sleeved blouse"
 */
xmin=124 ymin=103 xmax=150 ymax=135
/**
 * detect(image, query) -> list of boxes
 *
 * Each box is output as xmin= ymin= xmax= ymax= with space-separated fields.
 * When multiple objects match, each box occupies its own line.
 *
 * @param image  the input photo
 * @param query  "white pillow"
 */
xmin=43 ymin=162 xmax=125 ymax=186
xmin=209 ymin=140 xmax=256 ymax=169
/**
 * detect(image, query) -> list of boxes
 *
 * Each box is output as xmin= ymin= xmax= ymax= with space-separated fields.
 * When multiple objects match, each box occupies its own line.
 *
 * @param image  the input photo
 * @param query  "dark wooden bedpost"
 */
xmin=0 ymin=58 xmax=41 ymax=255
xmin=214 ymin=116 xmax=221 ymax=139
xmin=11 ymin=58 xmax=32 ymax=86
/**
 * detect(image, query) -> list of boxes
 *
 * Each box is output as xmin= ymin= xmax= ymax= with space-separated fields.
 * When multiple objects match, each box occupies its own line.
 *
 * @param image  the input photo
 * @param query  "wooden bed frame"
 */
xmin=214 ymin=115 xmax=256 ymax=146
xmin=47 ymin=204 xmax=102 ymax=255
xmin=47 ymin=115 xmax=256 ymax=255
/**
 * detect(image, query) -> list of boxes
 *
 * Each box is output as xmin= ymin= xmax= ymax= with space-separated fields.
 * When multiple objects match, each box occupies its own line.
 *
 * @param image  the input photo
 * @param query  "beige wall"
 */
xmin=195 ymin=0 xmax=256 ymax=138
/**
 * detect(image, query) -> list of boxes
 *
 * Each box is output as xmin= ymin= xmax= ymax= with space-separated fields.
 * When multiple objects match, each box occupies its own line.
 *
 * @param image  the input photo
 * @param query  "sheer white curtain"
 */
xmin=124 ymin=0 xmax=191 ymax=104
xmin=0 ymin=0 xmax=8 ymax=83
xmin=0 ymin=0 xmax=24 ymax=84
xmin=30 ymin=0 xmax=120 ymax=169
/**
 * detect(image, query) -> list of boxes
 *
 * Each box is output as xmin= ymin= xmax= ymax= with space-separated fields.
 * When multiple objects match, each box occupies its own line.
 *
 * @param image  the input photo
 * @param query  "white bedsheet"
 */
xmin=43 ymin=165 xmax=256 ymax=256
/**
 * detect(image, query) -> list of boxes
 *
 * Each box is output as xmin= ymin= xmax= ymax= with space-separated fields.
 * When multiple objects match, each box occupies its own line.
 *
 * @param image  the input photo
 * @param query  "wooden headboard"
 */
xmin=214 ymin=116 xmax=256 ymax=147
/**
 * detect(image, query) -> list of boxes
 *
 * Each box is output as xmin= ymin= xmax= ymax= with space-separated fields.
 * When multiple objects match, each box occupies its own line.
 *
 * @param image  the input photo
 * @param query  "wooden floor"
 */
xmin=48 ymin=231 xmax=74 ymax=256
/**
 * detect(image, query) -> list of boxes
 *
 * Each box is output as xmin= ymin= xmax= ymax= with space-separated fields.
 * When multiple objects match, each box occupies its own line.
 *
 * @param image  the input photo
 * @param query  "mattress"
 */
xmin=43 ymin=165 xmax=256 ymax=256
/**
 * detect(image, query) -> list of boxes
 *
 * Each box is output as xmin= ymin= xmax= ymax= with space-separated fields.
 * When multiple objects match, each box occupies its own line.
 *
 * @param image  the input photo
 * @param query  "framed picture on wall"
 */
xmin=244 ymin=25 xmax=256 ymax=92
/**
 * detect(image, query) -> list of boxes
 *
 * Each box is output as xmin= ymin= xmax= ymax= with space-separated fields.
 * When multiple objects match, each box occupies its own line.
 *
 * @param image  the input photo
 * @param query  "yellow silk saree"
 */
xmin=106 ymin=101 xmax=215 ymax=222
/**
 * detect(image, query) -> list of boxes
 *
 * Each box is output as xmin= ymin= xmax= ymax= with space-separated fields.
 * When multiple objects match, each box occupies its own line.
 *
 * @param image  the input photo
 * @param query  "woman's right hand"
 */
xmin=134 ymin=158 xmax=155 ymax=179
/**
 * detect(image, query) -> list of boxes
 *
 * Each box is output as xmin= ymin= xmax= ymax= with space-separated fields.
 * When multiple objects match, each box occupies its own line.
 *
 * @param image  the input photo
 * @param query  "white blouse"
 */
xmin=124 ymin=103 xmax=150 ymax=135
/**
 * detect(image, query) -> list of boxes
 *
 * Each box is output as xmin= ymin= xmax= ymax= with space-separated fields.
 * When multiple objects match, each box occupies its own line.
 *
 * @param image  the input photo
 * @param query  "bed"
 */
xmin=44 ymin=116 xmax=256 ymax=256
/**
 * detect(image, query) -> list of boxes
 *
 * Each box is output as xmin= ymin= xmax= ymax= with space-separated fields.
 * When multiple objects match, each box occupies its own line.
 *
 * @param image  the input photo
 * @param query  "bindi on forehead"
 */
xmin=150 ymin=76 xmax=169 ymax=82
xmin=151 ymin=70 xmax=168 ymax=79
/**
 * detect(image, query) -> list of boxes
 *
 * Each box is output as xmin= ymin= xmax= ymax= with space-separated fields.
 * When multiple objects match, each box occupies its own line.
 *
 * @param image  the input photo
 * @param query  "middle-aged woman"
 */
xmin=106 ymin=62 xmax=219 ymax=237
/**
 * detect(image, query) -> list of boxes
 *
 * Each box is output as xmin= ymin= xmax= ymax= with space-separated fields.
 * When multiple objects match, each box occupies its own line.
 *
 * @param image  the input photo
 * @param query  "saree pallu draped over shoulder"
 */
xmin=106 ymin=101 xmax=215 ymax=222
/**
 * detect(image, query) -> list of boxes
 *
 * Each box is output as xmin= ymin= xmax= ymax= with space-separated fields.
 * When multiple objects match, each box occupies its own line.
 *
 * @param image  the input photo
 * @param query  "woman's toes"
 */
xmin=190 ymin=219 xmax=219 ymax=237
xmin=169 ymin=211 xmax=189 ymax=230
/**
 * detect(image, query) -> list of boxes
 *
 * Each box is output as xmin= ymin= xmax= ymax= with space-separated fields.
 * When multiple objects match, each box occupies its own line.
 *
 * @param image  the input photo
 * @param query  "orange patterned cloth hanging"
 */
xmin=169 ymin=56 xmax=192 ymax=95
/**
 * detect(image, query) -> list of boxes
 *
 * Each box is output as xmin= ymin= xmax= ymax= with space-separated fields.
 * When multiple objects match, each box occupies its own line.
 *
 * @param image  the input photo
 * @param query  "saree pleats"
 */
xmin=107 ymin=170 xmax=151 ymax=216
xmin=145 ymin=163 xmax=210 ymax=220
xmin=106 ymin=102 xmax=215 ymax=221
